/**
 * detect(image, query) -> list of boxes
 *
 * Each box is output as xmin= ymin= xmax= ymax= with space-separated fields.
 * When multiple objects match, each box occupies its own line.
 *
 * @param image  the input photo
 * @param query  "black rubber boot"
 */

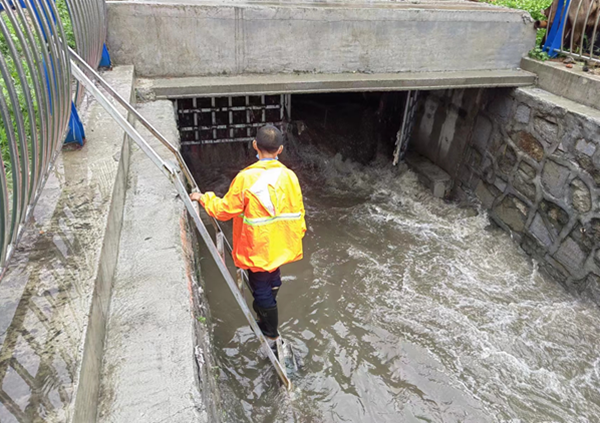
xmin=253 ymin=288 xmax=279 ymax=323
xmin=255 ymin=304 xmax=279 ymax=339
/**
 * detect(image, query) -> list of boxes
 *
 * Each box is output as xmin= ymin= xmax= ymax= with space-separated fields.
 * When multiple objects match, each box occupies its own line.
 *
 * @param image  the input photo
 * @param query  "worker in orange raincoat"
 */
xmin=190 ymin=125 xmax=306 ymax=345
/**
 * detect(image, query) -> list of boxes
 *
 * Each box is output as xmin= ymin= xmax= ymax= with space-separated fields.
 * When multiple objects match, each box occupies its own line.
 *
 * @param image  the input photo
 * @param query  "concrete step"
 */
xmin=517 ymin=85 xmax=600 ymax=122
xmin=137 ymin=69 xmax=537 ymax=99
xmin=405 ymin=151 xmax=453 ymax=198
xmin=0 ymin=66 xmax=135 ymax=423
xmin=97 ymin=101 xmax=207 ymax=423
xmin=521 ymin=57 xmax=600 ymax=112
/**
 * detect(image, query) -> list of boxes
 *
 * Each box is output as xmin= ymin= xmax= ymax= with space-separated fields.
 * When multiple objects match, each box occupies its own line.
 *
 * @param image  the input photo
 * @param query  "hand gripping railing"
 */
xmin=69 ymin=51 xmax=292 ymax=390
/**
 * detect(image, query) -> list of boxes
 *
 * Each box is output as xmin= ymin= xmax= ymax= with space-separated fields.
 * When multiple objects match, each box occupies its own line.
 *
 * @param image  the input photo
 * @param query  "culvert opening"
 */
xmin=174 ymin=91 xmax=419 ymax=180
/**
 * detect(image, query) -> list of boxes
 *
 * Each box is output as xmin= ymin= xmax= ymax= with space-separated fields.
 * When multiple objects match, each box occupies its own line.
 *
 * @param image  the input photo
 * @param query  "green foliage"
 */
xmin=56 ymin=0 xmax=76 ymax=49
xmin=483 ymin=0 xmax=554 ymax=21
xmin=529 ymin=46 xmax=550 ymax=60
xmin=536 ymin=27 xmax=547 ymax=46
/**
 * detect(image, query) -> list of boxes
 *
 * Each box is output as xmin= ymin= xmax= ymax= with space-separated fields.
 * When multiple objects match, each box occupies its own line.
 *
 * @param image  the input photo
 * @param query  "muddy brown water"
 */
xmin=190 ymin=145 xmax=600 ymax=423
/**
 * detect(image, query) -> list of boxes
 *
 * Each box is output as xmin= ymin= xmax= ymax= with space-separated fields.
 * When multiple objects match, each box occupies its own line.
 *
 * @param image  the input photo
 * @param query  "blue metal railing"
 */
xmin=543 ymin=0 xmax=600 ymax=63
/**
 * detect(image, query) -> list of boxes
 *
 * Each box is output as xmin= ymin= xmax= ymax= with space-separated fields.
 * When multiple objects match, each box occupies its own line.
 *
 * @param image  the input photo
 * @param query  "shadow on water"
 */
xmin=189 ymin=135 xmax=600 ymax=423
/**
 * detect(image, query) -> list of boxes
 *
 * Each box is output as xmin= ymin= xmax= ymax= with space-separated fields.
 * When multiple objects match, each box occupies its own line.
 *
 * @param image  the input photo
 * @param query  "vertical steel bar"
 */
xmin=228 ymin=96 xmax=233 ymax=139
xmin=569 ymin=0 xmax=585 ymax=54
xmin=560 ymin=0 xmax=574 ymax=53
xmin=192 ymin=97 xmax=198 ymax=143
xmin=0 ymin=43 xmax=26 ymax=245
xmin=245 ymin=95 xmax=250 ymax=138
xmin=590 ymin=6 xmax=600 ymax=59
xmin=1 ymin=1 xmax=43 ymax=204
xmin=211 ymin=97 xmax=216 ymax=141
xmin=0 ymin=7 xmax=32 ymax=228
xmin=578 ymin=0 xmax=594 ymax=58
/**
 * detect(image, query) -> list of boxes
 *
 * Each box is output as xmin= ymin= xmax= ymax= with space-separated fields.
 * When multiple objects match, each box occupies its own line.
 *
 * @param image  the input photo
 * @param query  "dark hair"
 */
xmin=255 ymin=125 xmax=283 ymax=154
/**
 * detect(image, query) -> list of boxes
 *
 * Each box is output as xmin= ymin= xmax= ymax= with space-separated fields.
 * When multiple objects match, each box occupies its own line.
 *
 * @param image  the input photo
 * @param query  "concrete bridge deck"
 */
xmin=107 ymin=0 xmax=536 ymax=80
xmin=137 ymin=69 xmax=536 ymax=99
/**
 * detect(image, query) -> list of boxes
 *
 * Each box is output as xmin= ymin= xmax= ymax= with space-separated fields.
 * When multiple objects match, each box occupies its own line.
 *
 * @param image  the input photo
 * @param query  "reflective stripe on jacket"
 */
xmin=200 ymin=160 xmax=306 ymax=272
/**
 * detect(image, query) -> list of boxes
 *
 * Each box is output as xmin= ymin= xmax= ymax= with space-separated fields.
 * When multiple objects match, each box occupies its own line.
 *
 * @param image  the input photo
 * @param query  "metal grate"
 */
xmin=175 ymin=94 xmax=290 ymax=145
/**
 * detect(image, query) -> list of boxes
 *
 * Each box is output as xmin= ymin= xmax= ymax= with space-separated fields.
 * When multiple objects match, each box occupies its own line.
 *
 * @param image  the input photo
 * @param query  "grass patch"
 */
xmin=483 ymin=0 xmax=553 ymax=21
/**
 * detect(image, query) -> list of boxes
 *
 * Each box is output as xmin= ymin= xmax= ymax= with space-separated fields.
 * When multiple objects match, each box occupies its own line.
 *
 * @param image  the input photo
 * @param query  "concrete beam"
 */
xmin=137 ymin=69 xmax=536 ymax=99
xmin=521 ymin=57 xmax=600 ymax=111
xmin=108 ymin=1 xmax=536 ymax=78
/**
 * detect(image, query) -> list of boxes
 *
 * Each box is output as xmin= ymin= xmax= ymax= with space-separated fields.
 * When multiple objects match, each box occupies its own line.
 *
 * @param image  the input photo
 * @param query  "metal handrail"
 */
xmin=0 ymin=0 xmax=72 ymax=274
xmin=545 ymin=0 xmax=600 ymax=63
xmin=69 ymin=48 xmax=244 ymax=270
xmin=70 ymin=52 xmax=292 ymax=390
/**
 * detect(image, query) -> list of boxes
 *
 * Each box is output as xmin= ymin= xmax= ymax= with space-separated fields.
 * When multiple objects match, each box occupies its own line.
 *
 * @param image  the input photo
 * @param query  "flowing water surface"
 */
xmin=192 ymin=147 xmax=600 ymax=423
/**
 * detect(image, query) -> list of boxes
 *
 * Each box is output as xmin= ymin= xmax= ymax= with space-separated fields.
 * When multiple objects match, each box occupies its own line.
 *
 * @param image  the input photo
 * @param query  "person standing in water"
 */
xmin=190 ymin=125 xmax=306 ymax=349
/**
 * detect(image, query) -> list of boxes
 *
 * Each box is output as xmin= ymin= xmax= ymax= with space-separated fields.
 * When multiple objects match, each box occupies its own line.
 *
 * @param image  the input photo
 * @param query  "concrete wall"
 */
xmin=521 ymin=57 xmax=600 ymax=111
xmin=107 ymin=1 xmax=536 ymax=78
xmin=412 ymin=86 xmax=600 ymax=304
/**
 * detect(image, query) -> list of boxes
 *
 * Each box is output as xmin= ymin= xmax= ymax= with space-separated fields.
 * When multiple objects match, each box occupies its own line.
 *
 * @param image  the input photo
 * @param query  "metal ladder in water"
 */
xmin=69 ymin=51 xmax=293 ymax=390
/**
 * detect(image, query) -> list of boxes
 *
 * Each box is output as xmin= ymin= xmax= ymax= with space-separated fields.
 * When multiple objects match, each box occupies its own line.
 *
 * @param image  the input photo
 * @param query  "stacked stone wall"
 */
xmin=415 ymin=87 xmax=600 ymax=304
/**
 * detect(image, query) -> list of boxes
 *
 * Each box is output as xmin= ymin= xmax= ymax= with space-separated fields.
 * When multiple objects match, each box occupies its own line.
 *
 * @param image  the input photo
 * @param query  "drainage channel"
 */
xmin=174 ymin=90 xmax=600 ymax=423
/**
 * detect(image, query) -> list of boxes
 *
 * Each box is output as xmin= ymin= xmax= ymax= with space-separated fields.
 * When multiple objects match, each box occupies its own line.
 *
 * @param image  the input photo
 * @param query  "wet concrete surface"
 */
xmin=0 ymin=66 xmax=134 ymax=422
xmin=97 ymin=101 xmax=205 ymax=423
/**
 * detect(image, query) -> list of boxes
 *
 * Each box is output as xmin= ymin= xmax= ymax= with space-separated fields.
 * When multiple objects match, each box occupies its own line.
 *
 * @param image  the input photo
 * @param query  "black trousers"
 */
xmin=248 ymin=269 xmax=281 ymax=338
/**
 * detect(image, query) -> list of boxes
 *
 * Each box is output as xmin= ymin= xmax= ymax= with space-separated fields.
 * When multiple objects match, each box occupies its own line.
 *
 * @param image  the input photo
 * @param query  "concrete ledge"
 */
xmin=108 ymin=1 xmax=536 ymax=78
xmin=0 ymin=66 xmax=134 ymax=423
xmin=137 ymin=69 xmax=536 ymax=99
xmin=72 ymin=66 xmax=136 ymax=423
xmin=521 ymin=57 xmax=600 ymax=111
xmin=405 ymin=151 xmax=453 ymax=198
xmin=97 ymin=101 xmax=205 ymax=422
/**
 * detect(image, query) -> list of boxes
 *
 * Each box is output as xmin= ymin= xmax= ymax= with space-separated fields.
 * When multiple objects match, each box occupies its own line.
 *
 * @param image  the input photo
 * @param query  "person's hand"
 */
xmin=190 ymin=192 xmax=203 ymax=203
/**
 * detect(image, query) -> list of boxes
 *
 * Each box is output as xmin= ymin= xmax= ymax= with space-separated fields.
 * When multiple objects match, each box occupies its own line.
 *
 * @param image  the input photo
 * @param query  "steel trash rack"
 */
xmin=69 ymin=50 xmax=293 ymax=390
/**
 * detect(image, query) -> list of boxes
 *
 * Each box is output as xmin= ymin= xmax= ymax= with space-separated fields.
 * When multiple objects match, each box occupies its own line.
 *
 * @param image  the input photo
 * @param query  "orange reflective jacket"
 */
xmin=200 ymin=159 xmax=306 ymax=273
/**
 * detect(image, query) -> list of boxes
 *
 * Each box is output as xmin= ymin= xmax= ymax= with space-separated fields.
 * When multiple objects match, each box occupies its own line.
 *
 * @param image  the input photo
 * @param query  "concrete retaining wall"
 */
xmin=107 ymin=1 xmax=535 ymax=78
xmin=412 ymin=86 xmax=600 ymax=304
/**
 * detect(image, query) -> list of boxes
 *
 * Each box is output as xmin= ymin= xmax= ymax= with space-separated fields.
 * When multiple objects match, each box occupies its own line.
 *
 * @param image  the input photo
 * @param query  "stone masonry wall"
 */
xmin=413 ymin=87 xmax=600 ymax=305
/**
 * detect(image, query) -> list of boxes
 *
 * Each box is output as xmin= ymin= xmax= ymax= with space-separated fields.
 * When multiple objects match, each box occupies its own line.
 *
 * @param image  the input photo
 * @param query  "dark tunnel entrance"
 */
xmin=174 ymin=91 xmax=418 ymax=183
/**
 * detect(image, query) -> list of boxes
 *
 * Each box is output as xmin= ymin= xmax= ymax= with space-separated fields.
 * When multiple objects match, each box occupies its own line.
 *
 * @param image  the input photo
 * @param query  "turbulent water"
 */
xmin=192 ymin=145 xmax=600 ymax=423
